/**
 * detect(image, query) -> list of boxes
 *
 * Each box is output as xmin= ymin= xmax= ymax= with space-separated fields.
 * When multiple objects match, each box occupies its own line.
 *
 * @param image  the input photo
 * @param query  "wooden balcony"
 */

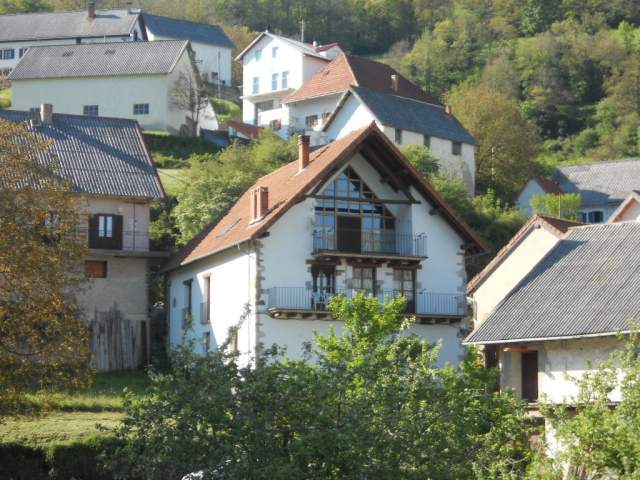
xmin=312 ymin=229 xmax=428 ymax=261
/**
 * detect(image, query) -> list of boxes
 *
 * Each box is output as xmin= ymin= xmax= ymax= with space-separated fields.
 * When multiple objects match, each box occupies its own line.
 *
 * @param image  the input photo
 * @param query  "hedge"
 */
xmin=0 ymin=436 xmax=120 ymax=480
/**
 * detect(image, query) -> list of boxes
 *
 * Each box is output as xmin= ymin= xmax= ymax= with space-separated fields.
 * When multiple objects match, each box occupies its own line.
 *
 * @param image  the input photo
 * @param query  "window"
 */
xmin=395 ymin=128 xmax=402 ymax=144
xmin=423 ymin=135 xmax=431 ymax=149
xmin=0 ymin=49 xmax=15 ymax=60
xmin=18 ymin=48 xmax=28 ymax=58
xmin=254 ymin=49 xmax=262 ymax=61
xmin=202 ymin=275 xmax=211 ymax=323
xmin=588 ymin=210 xmax=604 ymax=223
xmin=394 ymin=269 xmax=415 ymax=312
xmin=452 ymin=141 xmax=462 ymax=155
xmin=182 ymin=279 xmax=193 ymax=329
xmin=211 ymin=71 xmax=219 ymax=83
xmin=272 ymin=46 xmax=278 ymax=58
xmin=83 ymin=105 xmax=99 ymax=116
xmin=89 ymin=214 xmax=122 ymax=250
xmin=281 ymin=71 xmax=289 ymax=89
xmin=252 ymin=76 xmax=259 ymax=94
xmin=84 ymin=260 xmax=107 ymax=278
xmin=255 ymin=100 xmax=274 ymax=113
xmin=352 ymin=266 xmax=376 ymax=295
xmin=271 ymin=72 xmax=279 ymax=91
xmin=133 ymin=103 xmax=149 ymax=115
xmin=579 ymin=212 xmax=587 ymax=223
xmin=311 ymin=265 xmax=336 ymax=310
xmin=203 ymin=331 xmax=211 ymax=352
xmin=305 ymin=114 xmax=319 ymax=128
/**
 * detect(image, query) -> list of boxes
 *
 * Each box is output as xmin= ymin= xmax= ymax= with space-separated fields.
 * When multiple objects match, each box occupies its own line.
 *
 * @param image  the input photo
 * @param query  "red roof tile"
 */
xmin=285 ymin=53 xmax=442 ymax=105
xmin=227 ymin=120 xmax=263 ymax=140
xmin=164 ymin=124 xmax=486 ymax=272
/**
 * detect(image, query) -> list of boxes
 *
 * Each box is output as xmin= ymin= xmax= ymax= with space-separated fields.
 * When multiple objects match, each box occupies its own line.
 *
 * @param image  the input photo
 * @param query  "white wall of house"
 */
xmin=612 ymin=200 xmax=640 ymax=222
xmin=167 ymin=247 xmax=257 ymax=366
xmin=11 ymin=50 xmax=193 ymax=132
xmin=324 ymin=94 xmax=476 ymax=194
xmin=240 ymin=34 xmax=328 ymax=126
xmin=499 ymin=337 xmax=624 ymax=403
xmin=516 ymin=179 xmax=547 ymax=218
xmin=286 ymin=93 xmax=343 ymax=139
xmin=471 ymin=226 xmax=562 ymax=326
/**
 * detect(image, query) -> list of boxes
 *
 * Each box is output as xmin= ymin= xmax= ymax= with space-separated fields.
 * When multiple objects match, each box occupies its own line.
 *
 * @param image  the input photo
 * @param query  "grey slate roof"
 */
xmin=0 ymin=110 xmax=163 ymax=199
xmin=0 ymin=9 xmax=139 ymax=42
xmin=465 ymin=222 xmax=640 ymax=344
xmin=8 ymin=40 xmax=189 ymax=80
xmin=143 ymin=14 xmax=234 ymax=49
xmin=351 ymin=86 xmax=478 ymax=146
xmin=552 ymin=159 xmax=640 ymax=208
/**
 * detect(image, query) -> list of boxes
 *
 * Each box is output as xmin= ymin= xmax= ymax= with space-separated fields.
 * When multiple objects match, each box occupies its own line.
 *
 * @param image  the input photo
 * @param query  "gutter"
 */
xmin=464 ymin=329 xmax=634 ymax=346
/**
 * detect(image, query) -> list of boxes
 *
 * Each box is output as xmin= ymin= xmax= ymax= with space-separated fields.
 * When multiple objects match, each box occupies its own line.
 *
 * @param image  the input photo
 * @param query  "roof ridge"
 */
xmin=352 ymin=84 xmax=444 ymax=109
xmin=558 ymin=157 xmax=640 ymax=169
xmin=0 ymin=8 xmax=132 ymax=18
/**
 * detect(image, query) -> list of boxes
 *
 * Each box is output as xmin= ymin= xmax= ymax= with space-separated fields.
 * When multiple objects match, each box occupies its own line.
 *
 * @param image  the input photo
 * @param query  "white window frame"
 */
xmin=281 ymin=71 xmax=289 ymax=89
xmin=271 ymin=72 xmax=279 ymax=91
xmin=133 ymin=103 xmax=149 ymax=115
xmin=252 ymin=76 xmax=259 ymax=94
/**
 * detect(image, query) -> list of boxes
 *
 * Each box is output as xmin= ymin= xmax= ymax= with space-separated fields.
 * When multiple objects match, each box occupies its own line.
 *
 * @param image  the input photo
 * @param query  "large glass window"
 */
xmin=352 ymin=267 xmax=375 ymax=295
xmin=393 ymin=268 xmax=415 ymax=311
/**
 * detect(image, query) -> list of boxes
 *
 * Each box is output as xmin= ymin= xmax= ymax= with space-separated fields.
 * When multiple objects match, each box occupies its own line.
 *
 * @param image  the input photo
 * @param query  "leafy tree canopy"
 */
xmin=530 ymin=192 xmax=581 ymax=221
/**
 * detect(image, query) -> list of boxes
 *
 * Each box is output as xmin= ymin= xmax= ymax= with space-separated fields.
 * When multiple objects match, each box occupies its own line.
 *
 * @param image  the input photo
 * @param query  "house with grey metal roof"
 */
xmin=323 ymin=85 xmax=478 ymax=194
xmin=465 ymin=222 xmax=640 ymax=405
xmin=0 ymin=3 xmax=145 ymax=75
xmin=0 ymin=105 xmax=165 ymax=371
xmin=143 ymin=13 xmax=234 ymax=86
xmin=516 ymin=158 xmax=640 ymax=222
xmin=9 ymin=39 xmax=200 ymax=133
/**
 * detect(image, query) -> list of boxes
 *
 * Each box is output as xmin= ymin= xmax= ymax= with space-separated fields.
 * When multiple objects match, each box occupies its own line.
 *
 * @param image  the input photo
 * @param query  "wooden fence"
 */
xmin=88 ymin=304 xmax=146 ymax=371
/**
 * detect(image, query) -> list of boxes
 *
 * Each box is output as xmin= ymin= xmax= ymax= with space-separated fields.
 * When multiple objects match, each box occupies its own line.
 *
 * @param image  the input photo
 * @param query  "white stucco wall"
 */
xmin=471 ymin=226 xmax=561 ymax=326
xmin=516 ymin=180 xmax=547 ymax=218
xmin=167 ymin=247 xmax=257 ymax=366
xmin=324 ymin=95 xmax=476 ymax=194
xmin=286 ymin=93 xmax=342 ymax=137
xmin=499 ymin=337 xmax=625 ymax=403
xmin=10 ymin=49 xmax=193 ymax=132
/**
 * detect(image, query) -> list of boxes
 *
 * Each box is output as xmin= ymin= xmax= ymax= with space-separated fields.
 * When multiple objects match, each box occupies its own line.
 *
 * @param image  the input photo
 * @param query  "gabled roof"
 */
xmin=324 ymin=86 xmax=477 ymax=146
xmin=551 ymin=159 xmax=640 ymax=207
xmin=465 ymin=222 xmax=640 ymax=345
xmin=235 ymin=31 xmax=334 ymax=61
xmin=285 ymin=54 xmax=441 ymax=105
xmin=467 ymin=215 xmax=581 ymax=294
xmin=227 ymin=120 xmax=263 ymax=140
xmin=142 ymin=13 xmax=234 ymax=49
xmin=163 ymin=123 xmax=486 ymax=272
xmin=530 ymin=175 xmax=563 ymax=195
xmin=608 ymin=190 xmax=640 ymax=223
xmin=0 ymin=9 xmax=141 ymax=42
xmin=9 ymin=40 xmax=189 ymax=80
xmin=0 ymin=110 xmax=163 ymax=199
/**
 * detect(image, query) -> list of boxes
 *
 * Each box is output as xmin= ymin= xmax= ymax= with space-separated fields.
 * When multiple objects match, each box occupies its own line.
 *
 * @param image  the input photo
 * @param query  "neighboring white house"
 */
xmin=236 ymin=31 xmax=341 ymax=129
xmin=8 ymin=40 xmax=199 ymax=133
xmin=0 ymin=105 xmax=166 ymax=371
xmin=142 ymin=13 xmax=234 ymax=86
xmin=465 ymin=222 xmax=640 ymax=407
xmin=517 ymin=159 xmax=640 ymax=222
xmin=163 ymin=124 xmax=486 ymax=367
xmin=467 ymin=214 xmax=580 ymax=330
xmin=0 ymin=4 xmax=145 ymax=75
xmin=323 ymin=86 xmax=478 ymax=194
xmin=608 ymin=190 xmax=640 ymax=223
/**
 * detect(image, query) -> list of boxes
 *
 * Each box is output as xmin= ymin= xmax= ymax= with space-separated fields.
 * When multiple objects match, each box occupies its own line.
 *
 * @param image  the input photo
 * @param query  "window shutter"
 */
xmin=113 ymin=215 xmax=123 ymax=250
xmin=88 ymin=215 xmax=99 ymax=248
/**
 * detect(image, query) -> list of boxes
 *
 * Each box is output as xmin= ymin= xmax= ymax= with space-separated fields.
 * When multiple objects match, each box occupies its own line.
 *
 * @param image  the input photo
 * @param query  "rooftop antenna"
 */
xmin=300 ymin=19 xmax=305 ymax=43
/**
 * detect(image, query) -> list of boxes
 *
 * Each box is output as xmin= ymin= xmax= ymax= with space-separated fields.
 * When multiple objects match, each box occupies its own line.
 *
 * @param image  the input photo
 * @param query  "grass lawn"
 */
xmin=159 ymin=168 xmax=190 ymax=196
xmin=0 ymin=88 xmax=11 ymax=108
xmin=145 ymin=131 xmax=219 ymax=169
xmin=210 ymin=97 xmax=241 ymax=124
xmin=2 ymin=371 xmax=149 ymax=447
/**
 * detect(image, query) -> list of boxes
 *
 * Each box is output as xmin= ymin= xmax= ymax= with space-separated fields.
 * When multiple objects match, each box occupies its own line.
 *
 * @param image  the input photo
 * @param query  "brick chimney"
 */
xmin=40 ymin=103 xmax=53 ymax=124
xmin=88 ymin=1 xmax=96 ymax=19
xmin=298 ymin=135 xmax=310 ymax=171
xmin=250 ymin=186 xmax=269 ymax=222
xmin=445 ymin=104 xmax=452 ymax=115
xmin=390 ymin=74 xmax=399 ymax=92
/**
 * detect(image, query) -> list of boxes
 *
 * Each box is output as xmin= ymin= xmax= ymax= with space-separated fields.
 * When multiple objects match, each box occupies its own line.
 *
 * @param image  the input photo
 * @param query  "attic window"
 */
xmin=216 ymin=219 xmax=241 ymax=238
xmin=105 ymin=49 xmax=116 ymax=55
xmin=62 ymin=51 xmax=74 ymax=57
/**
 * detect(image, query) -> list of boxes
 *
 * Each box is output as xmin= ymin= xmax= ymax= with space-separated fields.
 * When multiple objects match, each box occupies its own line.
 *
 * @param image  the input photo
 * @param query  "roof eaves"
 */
xmin=235 ymin=31 xmax=268 ymax=61
xmin=464 ymin=329 xmax=632 ymax=346
xmin=608 ymin=190 xmax=640 ymax=223
xmin=167 ymin=40 xmax=190 ymax=73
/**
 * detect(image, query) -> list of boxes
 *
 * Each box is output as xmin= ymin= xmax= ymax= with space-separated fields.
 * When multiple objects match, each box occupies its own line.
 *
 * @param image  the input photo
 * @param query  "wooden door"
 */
xmin=337 ymin=216 xmax=361 ymax=252
xmin=521 ymin=351 xmax=539 ymax=402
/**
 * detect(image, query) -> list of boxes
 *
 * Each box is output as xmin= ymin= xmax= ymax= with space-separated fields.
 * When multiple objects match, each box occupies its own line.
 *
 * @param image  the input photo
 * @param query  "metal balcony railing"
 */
xmin=267 ymin=287 xmax=466 ymax=317
xmin=312 ymin=229 xmax=427 ymax=258
xmin=76 ymin=228 xmax=151 ymax=252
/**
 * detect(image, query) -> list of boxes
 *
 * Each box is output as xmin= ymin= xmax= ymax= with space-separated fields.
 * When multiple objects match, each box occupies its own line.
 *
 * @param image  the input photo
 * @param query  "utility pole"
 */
xmin=300 ymin=19 xmax=305 ymax=43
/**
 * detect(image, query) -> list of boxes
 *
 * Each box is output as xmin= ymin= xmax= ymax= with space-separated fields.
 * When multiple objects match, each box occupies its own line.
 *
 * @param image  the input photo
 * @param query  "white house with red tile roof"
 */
xmin=236 ymin=31 xmax=342 ymax=131
xmin=163 ymin=124 xmax=486 ymax=366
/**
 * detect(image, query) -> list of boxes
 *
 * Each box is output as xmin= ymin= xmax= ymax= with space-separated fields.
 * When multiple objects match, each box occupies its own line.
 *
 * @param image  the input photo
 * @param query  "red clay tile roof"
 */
xmin=164 ymin=123 xmax=486 ymax=272
xmin=533 ymin=176 xmax=563 ymax=195
xmin=467 ymin=214 xmax=582 ymax=294
xmin=227 ymin=120 xmax=263 ymax=140
xmin=284 ymin=53 xmax=442 ymax=105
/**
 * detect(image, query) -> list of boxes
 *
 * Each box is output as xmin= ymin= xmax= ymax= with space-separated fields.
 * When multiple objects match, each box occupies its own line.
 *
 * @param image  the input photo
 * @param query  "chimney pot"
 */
xmin=390 ymin=74 xmax=399 ymax=92
xmin=250 ymin=186 xmax=269 ymax=222
xmin=88 ymin=1 xmax=96 ymax=18
xmin=445 ymin=104 xmax=452 ymax=115
xmin=298 ymin=135 xmax=310 ymax=171
xmin=40 ymin=103 xmax=53 ymax=124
